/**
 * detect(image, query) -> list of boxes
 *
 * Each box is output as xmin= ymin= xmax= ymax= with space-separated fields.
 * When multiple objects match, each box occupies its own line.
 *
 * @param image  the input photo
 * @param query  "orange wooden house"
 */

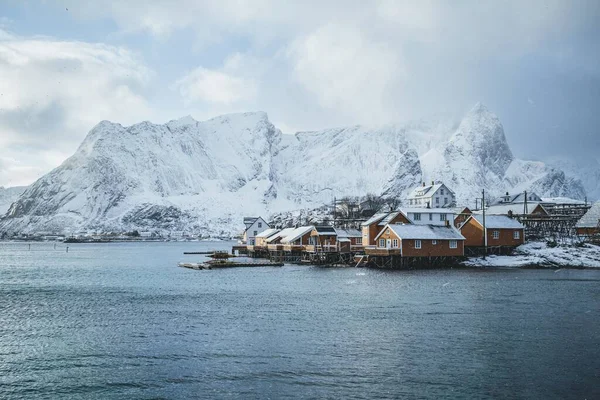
xmin=453 ymin=206 xmax=473 ymax=228
xmin=460 ymin=215 xmax=524 ymax=249
xmin=307 ymin=226 xmax=338 ymax=253
xmin=361 ymin=211 xmax=411 ymax=246
xmin=335 ymin=228 xmax=363 ymax=252
xmin=280 ymin=226 xmax=314 ymax=251
xmin=367 ymin=224 xmax=465 ymax=257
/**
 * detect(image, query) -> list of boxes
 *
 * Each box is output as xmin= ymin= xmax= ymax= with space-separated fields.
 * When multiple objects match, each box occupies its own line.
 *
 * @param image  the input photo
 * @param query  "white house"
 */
xmin=405 ymin=182 xmax=455 ymax=208
xmin=400 ymin=208 xmax=455 ymax=226
xmin=242 ymin=216 xmax=270 ymax=245
xmin=491 ymin=191 xmax=543 ymax=206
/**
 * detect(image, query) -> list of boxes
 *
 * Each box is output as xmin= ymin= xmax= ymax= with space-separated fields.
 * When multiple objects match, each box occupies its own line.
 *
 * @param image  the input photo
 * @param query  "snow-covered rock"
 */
xmin=463 ymin=242 xmax=600 ymax=268
xmin=0 ymin=105 xmax=589 ymax=236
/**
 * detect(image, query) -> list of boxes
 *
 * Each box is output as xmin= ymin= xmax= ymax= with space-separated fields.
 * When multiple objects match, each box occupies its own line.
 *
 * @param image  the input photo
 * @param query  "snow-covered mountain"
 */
xmin=0 ymin=104 xmax=589 ymax=236
xmin=0 ymin=186 xmax=27 ymax=215
xmin=546 ymin=157 xmax=600 ymax=201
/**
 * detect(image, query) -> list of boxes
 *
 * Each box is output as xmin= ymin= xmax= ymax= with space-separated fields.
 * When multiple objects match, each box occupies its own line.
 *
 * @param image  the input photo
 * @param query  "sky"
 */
xmin=0 ymin=0 xmax=599 ymax=187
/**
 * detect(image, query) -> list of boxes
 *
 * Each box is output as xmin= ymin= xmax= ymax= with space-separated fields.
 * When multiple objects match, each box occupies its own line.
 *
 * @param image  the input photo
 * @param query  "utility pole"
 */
xmin=523 ymin=190 xmax=528 ymax=215
xmin=482 ymin=189 xmax=487 ymax=260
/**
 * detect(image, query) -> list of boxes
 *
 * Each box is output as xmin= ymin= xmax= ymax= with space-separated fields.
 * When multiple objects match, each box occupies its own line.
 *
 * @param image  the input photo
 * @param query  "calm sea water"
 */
xmin=1 ymin=241 xmax=599 ymax=399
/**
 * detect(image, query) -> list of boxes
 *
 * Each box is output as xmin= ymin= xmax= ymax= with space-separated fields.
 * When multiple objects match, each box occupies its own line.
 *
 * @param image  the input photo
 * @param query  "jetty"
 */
xmin=178 ymin=260 xmax=283 ymax=270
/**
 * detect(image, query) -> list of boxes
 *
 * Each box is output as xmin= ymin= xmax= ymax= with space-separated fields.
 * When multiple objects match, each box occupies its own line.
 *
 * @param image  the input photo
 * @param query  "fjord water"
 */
xmin=1 ymin=242 xmax=598 ymax=399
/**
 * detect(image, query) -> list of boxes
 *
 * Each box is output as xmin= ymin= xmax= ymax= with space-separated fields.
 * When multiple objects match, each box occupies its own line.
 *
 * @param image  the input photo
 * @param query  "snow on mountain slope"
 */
xmin=0 ymin=186 xmax=27 ymax=215
xmin=418 ymin=104 xmax=586 ymax=203
xmin=1 ymin=112 xmax=281 ymax=235
xmin=546 ymin=157 xmax=600 ymax=201
xmin=0 ymin=104 xmax=589 ymax=236
xmin=273 ymin=125 xmax=422 ymax=208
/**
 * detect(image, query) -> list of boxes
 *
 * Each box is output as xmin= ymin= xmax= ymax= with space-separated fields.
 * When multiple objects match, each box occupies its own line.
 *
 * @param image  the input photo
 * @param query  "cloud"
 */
xmin=288 ymin=23 xmax=405 ymax=124
xmin=2 ymin=0 xmax=600 ymax=186
xmin=173 ymin=63 xmax=257 ymax=106
xmin=0 ymin=30 xmax=154 ymax=186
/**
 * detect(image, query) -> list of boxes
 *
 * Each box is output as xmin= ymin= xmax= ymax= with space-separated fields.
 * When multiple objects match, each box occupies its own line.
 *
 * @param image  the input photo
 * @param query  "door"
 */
xmin=386 ymin=239 xmax=391 ymax=249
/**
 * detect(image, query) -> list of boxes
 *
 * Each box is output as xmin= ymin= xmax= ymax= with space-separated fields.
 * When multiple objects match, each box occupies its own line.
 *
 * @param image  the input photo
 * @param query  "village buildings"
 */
xmin=234 ymin=182 xmax=597 ymax=268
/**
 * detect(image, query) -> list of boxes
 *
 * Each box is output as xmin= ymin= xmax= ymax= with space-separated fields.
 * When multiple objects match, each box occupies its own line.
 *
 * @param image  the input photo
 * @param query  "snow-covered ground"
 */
xmin=463 ymin=241 xmax=600 ymax=268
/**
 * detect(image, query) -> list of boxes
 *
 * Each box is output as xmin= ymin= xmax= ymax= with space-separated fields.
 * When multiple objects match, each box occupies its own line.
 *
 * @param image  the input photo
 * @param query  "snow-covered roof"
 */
xmin=407 ymin=183 xmax=454 ymax=199
xmin=361 ymin=213 xmax=387 ymax=227
xmin=243 ymin=217 xmax=258 ymax=226
xmin=541 ymin=197 xmax=587 ymax=205
xmin=467 ymin=215 xmax=524 ymax=230
xmin=338 ymin=238 xmax=351 ymax=242
xmin=335 ymin=228 xmax=362 ymax=238
xmin=490 ymin=192 xmax=542 ymax=206
xmin=281 ymin=226 xmax=314 ymax=243
xmin=377 ymin=211 xmax=408 ymax=226
xmin=452 ymin=206 xmax=472 ymax=214
xmin=314 ymin=226 xmax=337 ymax=235
xmin=265 ymin=227 xmax=295 ymax=243
xmin=576 ymin=202 xmax=600 ymax=228
xmin=482 ymin=203 xmax=548 ymax=216
xmin=255 ymin=228 xmax=279 ymax=238
xmin=379 ymin=224 xmax=465 ymax=241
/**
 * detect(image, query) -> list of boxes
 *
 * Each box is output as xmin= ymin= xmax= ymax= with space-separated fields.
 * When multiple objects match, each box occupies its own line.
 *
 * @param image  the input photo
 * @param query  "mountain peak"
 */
xmin=469 ymin=102 xmax=489 ymax=114
xmin=167 ymin=115 xmax=197 ymax=128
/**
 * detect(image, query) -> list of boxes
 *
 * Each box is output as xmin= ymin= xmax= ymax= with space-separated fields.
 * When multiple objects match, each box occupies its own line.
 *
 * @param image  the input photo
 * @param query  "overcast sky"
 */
xmin=0 ymin=0 xmax=599 ymax=187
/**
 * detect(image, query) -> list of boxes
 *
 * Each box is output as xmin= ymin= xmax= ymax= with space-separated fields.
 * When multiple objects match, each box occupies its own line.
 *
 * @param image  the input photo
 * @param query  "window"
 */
xmin=429 ymin=213 xmax=433 ymax=221
xmin=440 ymin=188 xmax=444 ymax=195
xmin=432 ymin=240 xmax=437 ymax=245
xmin=444 ymin=197 xmax=448 ymax=204
xmin=413 ymin=213 xmax=421 ymax=221
xmin=449 ymin=240 xmax=457 ymax=249
xmin=513 ymin=230 xmax=520 ymax=239
xmin=492 ymin=230 xmax=499 ymax=239
xmin=258 ymin=222 xmax=262 ymax=228
xmin=379 ymin=239 xmax=386 ymax=248
xmin=392 ymin=239 xmax=399 ymax=248
xmin=356 ymin=237 xmax=362 ymax=245
xmin=253 ymin=230 xmax=258 ymax=236
xmin=308 ymin=237 xmax=315 ymax=245
xmin=436 ymin=197 xmax=440 ymax=205
xmin=415 ymin=240 xmax=421 ymax=249
xmin=440 ymin=214 xmax=447 ymax=221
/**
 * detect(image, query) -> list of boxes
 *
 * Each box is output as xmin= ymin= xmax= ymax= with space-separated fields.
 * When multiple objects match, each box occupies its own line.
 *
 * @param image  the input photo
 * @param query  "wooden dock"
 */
xmin=178 ymin=260 xmax=283 ymax=270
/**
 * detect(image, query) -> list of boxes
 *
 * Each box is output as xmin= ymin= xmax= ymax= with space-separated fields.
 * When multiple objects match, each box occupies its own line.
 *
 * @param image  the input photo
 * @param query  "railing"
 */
xmin=283 ymin=244 xmax=304 ymax=252
xmin=305 ymin=245 xmax=338 ymax=253
xmin=364 ymin=247 xmax=402 ymax=256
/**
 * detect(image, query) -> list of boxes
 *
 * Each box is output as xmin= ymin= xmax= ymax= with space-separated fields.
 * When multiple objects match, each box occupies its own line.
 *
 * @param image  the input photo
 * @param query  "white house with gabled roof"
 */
xmin=405 ymin=181 xmax=456 ymax=208
xmin=242 ymin=216 xmax=270 ymax=245
xmin=400 ymin=208 xmax=455 ymax=226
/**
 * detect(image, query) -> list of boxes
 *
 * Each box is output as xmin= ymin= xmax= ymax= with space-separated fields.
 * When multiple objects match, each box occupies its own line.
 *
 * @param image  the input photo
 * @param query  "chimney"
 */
xmin=422 ymin=182 xmax=425 ymax=187
xmin=445 ymin=220 xmax=450 ymax=227
xmin=431 ymin=181 xmax=434 ymax=186
xmin=506 ymin=192 xmax=509 ymax=196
